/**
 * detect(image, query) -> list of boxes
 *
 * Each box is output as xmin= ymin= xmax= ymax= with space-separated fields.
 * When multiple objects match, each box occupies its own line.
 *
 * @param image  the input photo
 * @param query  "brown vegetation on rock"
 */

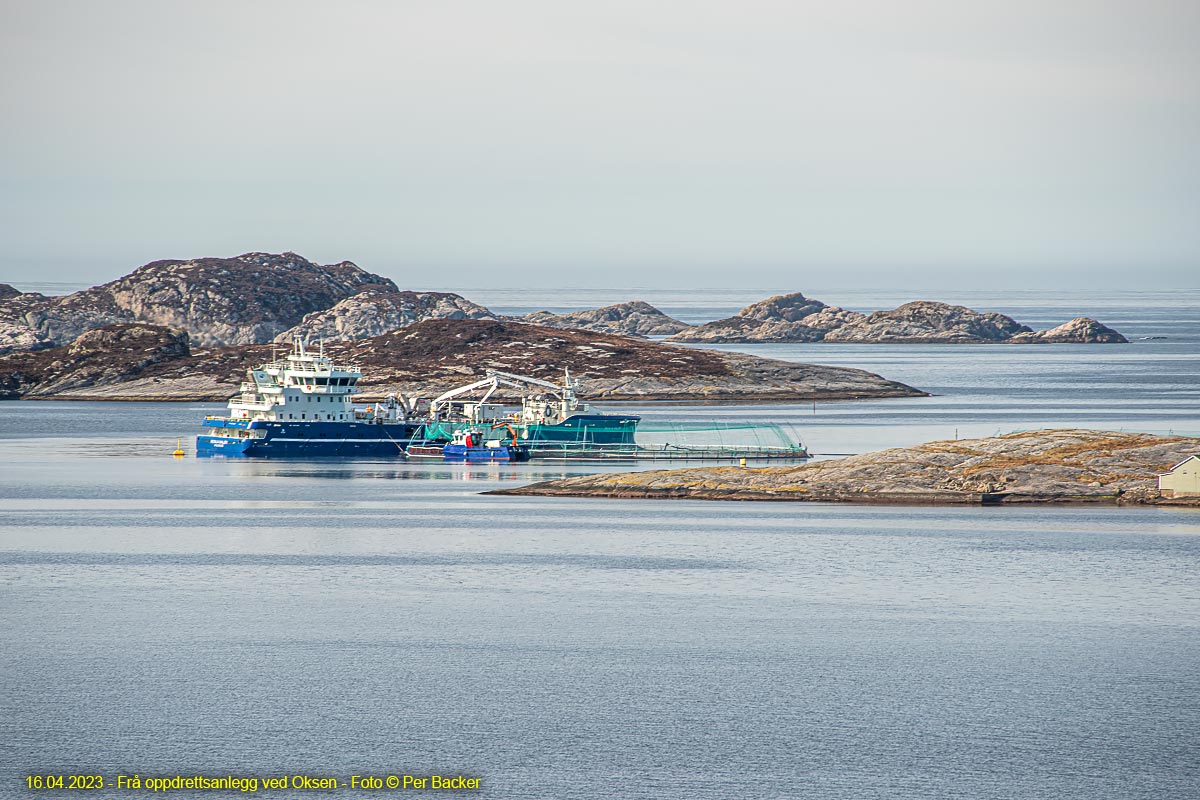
xmin=0 ymin=318 xmax=926 ymax=402
xmin=494 ymin=429 xmax=1198 ymax=505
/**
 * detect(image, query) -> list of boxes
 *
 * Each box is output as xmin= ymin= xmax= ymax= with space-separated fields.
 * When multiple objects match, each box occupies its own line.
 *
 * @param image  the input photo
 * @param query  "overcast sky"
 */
xmin=1 ymin=0 xmax=1197 ymax=290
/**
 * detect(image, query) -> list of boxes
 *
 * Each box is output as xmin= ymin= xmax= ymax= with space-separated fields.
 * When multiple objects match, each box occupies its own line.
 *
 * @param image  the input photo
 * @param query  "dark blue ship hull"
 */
xmin=197 ymin=413 xmax=639 ymax=458
xmin=197 ymin=419 xmax=423 ymax=458
xmin=442 ymin=443 xmax=531 ymax=462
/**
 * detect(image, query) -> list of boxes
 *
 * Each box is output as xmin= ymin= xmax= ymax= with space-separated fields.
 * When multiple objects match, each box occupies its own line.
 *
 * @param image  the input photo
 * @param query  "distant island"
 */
xmin=663 ymin=292 xmax=1127 ymax=344
xmin=0 ymin=252 xmax=478 ymax=354
xmin=1 ymin=254 xmax=1127 ymax=352
xmin=502 ymin=293 xmax=1127 ymax=344
xmin=492 ymin=429 xmax=1197 ymax=506
xmin=0 ymin=251 xmax=1134 ymax=402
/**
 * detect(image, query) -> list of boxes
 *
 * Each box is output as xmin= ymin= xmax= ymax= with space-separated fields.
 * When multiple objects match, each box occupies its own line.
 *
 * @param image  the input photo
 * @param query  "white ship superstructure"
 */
xmin=226 ymin=338 xmax=363 ymax=423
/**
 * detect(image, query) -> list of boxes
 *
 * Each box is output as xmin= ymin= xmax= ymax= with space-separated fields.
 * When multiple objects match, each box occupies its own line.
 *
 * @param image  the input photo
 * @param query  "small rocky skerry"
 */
xmin=491 ymin=429 xmax=1199 ymax=505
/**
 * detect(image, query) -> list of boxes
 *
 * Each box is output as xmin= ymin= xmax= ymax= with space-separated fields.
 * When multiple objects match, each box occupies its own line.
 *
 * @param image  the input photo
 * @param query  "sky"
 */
xmin=1 ymin=0 xmax=1197 ymax=291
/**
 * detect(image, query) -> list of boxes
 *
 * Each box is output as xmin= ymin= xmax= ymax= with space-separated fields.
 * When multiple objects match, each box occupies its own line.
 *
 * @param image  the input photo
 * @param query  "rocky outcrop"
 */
xmin=522 ymin=301 xmax=692 ymax=337
xmin=667 ymin=292 xmax=864 ymax=343
xmin=276 ymin=290 xmax=496 ymax=343
xmin=0 ymin=289 xmax=115 ymax=353
xmin=0 ymin=324 xmax=190 ymax=397
xmin=1008 ymin=317 xmax=1128 ymax=344
xmin=493 ymin=429 xmax=1199 ymax=506
xmin=822 ymin=301 xmax=1031 ymax=343
xmin=0 ymin=318 xmax=926 ymax=402
xmin=666 ymin=292 xmax=1125 ymax=344
xmin=0 ymin=284 xmax=22 ymax=300
xmin=0 ymin=252 xmax=396 ymax=354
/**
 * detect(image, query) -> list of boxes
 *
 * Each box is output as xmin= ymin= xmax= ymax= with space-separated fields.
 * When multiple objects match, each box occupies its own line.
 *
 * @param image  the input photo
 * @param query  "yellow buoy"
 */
xmin=172 ymin=438 xmax=185 ymax=458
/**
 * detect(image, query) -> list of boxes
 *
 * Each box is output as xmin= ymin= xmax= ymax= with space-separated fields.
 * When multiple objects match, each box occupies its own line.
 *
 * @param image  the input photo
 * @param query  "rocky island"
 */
xmin=0 ymin=319 xmax=926 ymax=402
xmin=666 ymin=292 xmax=1127 ymax=344
xmin=521 ymin=301 xmax=692 ymax=337
xmin=1 ymin=256 xmax=1128 ymax=353
xmin=493 ymin=429 xmax=1197 ymax=505
xmin=0 ymin=252 xmax=397 ymax=354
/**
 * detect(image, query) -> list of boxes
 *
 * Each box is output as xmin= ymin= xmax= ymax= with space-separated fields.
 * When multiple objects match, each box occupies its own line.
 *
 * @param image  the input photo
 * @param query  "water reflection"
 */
xmin=224 ymin=461 xmax=591 ymax=483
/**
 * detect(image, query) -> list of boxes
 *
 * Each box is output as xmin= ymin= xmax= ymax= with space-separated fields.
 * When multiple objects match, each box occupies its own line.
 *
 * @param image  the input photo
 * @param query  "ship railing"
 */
xmin=262 ymin=358 xmax=362 ymax=374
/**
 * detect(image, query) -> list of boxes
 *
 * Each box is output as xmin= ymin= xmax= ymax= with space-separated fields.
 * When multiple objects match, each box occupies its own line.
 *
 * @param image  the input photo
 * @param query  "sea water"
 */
xmin=1 ymin=290 xmax=1198 ymax=799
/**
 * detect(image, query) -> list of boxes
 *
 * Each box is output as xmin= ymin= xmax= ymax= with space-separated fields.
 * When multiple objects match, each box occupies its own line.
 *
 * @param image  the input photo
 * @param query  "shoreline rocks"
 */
xmin=0 ymin=324 xmax=191 ymax=397
xmin=491 ymin=429 xmax=1199 ymax=506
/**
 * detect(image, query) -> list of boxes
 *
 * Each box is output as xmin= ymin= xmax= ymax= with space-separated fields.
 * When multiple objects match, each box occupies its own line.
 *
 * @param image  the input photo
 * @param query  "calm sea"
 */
xmin=2 ymin=289 xmax=1198 ymax=799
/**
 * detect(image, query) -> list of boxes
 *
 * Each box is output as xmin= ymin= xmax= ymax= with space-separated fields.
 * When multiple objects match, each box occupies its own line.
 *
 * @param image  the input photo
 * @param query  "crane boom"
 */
xmin=430 ymin=373 xmax=538 ymax=412
xmin=485 ymin=369 xmax=578 ymax=398
xmin=428 ymin=369 xmax=585 ymax=422
xmin=430 ymin=376 xmax=496 ymax=409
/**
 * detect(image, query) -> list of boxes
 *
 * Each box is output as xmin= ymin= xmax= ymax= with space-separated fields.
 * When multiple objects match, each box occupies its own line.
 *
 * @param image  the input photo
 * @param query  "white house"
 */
xmin=1158 ymin=455 xmax=1200 ymax=498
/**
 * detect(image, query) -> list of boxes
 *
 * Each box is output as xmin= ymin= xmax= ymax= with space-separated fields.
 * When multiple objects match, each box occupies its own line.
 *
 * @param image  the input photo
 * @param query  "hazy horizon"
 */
xmin=2 ymin=1 xmax=1197 ymax=290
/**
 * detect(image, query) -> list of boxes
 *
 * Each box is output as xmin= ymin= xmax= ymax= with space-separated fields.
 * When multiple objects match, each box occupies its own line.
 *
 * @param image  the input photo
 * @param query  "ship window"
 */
xmin=301 ymin=413 xmax=306 ymax=419
xmin=316 ymin=377 xmax=327 ymax=386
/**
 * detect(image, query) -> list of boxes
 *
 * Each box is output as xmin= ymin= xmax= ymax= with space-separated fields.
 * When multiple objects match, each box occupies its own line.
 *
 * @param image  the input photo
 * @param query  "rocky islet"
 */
xmin=494 ymin=429 xmax=1196 ymax=505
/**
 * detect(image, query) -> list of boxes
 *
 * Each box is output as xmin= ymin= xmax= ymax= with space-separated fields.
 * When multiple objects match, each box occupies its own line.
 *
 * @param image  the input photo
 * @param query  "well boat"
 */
xmin=196 ymin=339 xmax=423 ymax=457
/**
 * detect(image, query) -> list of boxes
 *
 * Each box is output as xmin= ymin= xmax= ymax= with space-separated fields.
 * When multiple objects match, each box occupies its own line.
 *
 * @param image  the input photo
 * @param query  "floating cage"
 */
xmin=529 ymin=420 xmax=808 ymax=460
